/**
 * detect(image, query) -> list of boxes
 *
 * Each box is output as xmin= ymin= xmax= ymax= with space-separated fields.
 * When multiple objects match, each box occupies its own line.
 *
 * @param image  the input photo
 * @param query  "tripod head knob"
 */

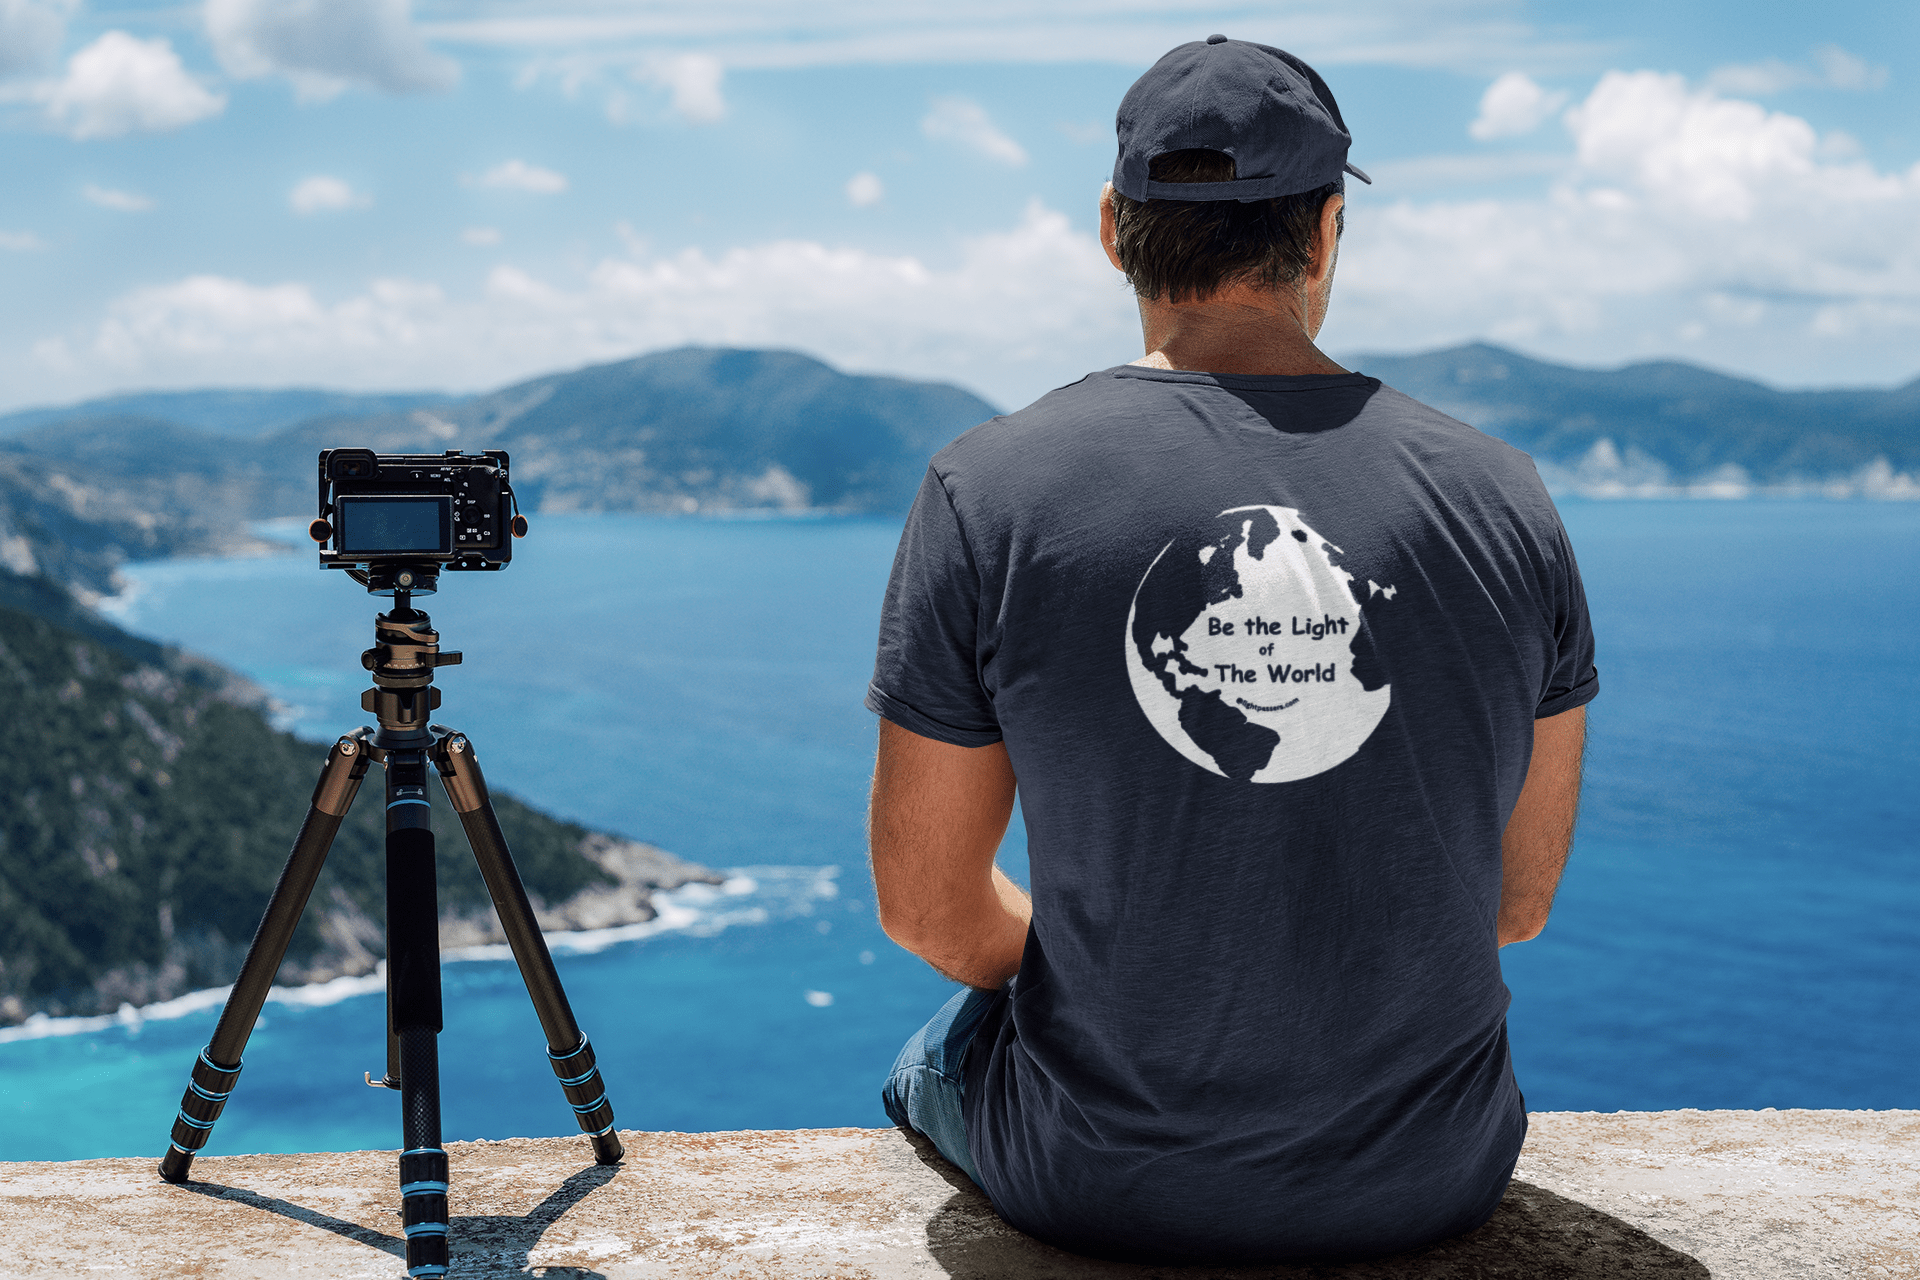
xmin=361 ymin=648 xmax=463 ymax=673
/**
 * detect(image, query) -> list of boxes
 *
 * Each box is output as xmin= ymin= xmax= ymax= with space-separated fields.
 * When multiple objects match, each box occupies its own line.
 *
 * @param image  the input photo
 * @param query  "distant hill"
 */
xmin=280 ymin=346 xmax=1004 ymax=516
xmin=0 ymin=442 xmax=274 ymax=597
xmin=0 ymin=388 xmax=457 ymax=439
xmin=1353 ymin=344 xmax=1920 ymax=498
xmin=0 ymin=349 xmax=1002 ymax=596
xmin=0 ymin=578 xmax=717 ymax=1023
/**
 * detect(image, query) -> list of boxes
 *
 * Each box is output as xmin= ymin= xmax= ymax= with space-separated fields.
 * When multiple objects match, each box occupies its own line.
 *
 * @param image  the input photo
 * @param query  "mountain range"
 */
xmin=1353 ymin=344 xmax=1920 ymax=499
xmin=1 ymin=342 xmax=1914 ymax=600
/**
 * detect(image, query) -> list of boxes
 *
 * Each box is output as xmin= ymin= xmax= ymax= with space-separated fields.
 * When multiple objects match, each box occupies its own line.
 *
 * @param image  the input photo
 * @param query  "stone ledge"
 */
xmin=1 ymin=1110 xmax=1914 ymax=1278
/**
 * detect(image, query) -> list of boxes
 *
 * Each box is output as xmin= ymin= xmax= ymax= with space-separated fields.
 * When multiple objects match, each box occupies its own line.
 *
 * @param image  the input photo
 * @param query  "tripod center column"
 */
xmin=386 ymin=747 xmax=448 ymax=1279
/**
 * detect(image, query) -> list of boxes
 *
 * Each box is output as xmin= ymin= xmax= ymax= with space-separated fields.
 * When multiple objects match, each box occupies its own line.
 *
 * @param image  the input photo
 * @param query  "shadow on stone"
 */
xmin=172 ymin=1161 xmax=620 ymax=1278
xmin=170 ymin=1180 xmax=403 ymax=1258
xmin=899 ymin=1132 xmax=1709 ymax=1279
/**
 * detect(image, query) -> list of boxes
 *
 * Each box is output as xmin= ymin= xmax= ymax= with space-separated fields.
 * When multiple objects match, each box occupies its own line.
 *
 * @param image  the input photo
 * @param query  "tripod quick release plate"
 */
xmin=312 ymin=448 xmax=528 ymax=594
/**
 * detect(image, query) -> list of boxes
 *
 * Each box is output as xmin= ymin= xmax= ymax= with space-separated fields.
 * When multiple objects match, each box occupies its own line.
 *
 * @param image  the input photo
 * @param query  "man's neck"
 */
xmin=1130 ymin=281 xmax=1348 ymax=377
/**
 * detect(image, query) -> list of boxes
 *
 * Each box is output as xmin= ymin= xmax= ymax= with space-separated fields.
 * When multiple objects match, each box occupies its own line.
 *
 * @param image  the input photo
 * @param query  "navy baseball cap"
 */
xmin=1113 ymin=35 xmax=1371 ymax=203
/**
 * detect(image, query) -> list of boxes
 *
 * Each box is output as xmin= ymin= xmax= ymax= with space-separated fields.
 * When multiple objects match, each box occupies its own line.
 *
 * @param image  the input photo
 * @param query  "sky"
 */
xmin=1 ymin=0 xmax=1917 ymax=414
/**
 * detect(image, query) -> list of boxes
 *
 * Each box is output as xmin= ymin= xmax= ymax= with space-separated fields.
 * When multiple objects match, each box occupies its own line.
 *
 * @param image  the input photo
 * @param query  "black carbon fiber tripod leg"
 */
xmin=386 ymin=745 xmax=451 ymax=1279
xmin=431 ymin=727 xmax=624 ymax=1165
xmin=158 ymin=732 xmax=372 ymax=1184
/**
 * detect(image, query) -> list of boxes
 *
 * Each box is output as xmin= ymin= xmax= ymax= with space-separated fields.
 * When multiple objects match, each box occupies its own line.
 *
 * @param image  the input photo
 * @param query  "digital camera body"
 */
xmin=314 ymin=448 xmax=520 ymax=590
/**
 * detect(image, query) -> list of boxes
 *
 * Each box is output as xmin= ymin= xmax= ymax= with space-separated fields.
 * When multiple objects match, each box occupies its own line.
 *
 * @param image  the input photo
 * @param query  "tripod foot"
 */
xmin=400 ymin=1147 xmax=451 ymax=1278
xmin=158 ymin=1049 xmax=244 ymax=1183
xmin=549 ymin=1038 xmax=624 ymax=1164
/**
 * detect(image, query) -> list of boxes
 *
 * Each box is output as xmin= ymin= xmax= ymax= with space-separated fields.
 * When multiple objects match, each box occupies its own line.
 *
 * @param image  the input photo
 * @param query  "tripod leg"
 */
xmin=158 ymin=732 xmax=372 ymax=1184
xmin=385 ymin=746 xmax=451 ymax=1280
xmin=431 ymin=729 xmax=624 ymax=1165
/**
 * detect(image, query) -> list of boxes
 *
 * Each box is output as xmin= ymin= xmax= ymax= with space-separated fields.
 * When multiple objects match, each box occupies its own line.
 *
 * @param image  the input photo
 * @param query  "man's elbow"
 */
xmin=875 ymin=898 xmax=940 ymax=956
xmin=1497 ymin=911 xmax=1549 ymax=947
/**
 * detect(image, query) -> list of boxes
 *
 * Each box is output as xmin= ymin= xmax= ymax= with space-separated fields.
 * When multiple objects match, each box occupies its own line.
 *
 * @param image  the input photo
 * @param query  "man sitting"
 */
xmin=866 ymin=34 xmax=1597 ymax=1263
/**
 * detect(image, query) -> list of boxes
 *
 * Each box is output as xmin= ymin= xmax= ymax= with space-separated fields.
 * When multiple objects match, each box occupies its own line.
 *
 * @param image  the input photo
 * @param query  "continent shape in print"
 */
xmin=1125 ymin=504 xmax=1391 ymax=783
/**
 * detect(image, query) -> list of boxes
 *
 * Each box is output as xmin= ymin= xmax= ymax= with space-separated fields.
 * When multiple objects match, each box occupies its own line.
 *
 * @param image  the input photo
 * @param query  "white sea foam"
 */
xmin=0 ymin=866 xmax=837 ymax=1044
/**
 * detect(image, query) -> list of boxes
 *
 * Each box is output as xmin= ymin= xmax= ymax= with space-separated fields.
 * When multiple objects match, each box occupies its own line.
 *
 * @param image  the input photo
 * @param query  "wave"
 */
xmin=0 ymin=866 xmax=838 ymax=1045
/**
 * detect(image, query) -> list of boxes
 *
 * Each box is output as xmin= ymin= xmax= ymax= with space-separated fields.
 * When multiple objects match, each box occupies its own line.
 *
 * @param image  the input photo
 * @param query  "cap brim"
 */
xmin=1344 ymin=162 xmax=1371 ymax=185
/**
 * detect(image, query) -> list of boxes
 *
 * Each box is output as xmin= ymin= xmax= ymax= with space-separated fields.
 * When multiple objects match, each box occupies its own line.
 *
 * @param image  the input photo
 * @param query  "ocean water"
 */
xmin=2 ymin=501 xmax=1915 ymax=1162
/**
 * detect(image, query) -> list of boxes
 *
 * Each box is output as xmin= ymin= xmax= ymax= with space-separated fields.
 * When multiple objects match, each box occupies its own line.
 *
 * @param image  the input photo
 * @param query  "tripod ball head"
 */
xmin=361 ymin=602 xmax=463 ymax=749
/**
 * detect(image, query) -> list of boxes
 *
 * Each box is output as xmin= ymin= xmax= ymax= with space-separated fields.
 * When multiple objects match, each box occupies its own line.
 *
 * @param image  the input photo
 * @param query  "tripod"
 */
xmin=157 ymin=581 xmax=622 ymax=1280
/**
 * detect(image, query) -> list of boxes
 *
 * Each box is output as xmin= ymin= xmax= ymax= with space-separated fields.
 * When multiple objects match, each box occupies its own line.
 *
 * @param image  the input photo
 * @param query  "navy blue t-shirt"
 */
xmin=866 ymin=366 xmax=1598 ymax=1263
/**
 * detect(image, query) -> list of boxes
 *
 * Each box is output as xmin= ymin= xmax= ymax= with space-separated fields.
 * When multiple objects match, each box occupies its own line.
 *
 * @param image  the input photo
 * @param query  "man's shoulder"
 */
xmin=931 ymin=368 xmax=1130 ymax=470
xmin=933 ymin=366 xmax=1535 ymax=465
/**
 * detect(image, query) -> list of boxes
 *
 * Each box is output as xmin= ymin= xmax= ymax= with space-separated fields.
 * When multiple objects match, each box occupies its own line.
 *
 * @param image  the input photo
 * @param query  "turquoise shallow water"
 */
xmin=2 ymin=501 xmax=1915 ymax=1160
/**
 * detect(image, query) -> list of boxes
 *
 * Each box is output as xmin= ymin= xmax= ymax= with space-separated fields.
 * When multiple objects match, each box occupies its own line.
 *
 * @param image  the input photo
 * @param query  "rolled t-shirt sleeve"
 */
xmin=866 ymin=466 xmax=1003 ymax=747
xmin=1536 ymin=511 xmax=1600 ymax=719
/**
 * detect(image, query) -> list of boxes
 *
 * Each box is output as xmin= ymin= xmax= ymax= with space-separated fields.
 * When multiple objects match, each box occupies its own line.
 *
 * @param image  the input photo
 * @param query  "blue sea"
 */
xmin=2 ymin=501 xmax=1915 ymax=1161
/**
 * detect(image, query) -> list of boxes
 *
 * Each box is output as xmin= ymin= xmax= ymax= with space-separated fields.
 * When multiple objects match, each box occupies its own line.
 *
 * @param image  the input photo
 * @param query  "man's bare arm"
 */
xmin=868 ymin=718 xmax=1030 ymax=989
xmin=1498 ymin=704 xmax=1587 ymax=946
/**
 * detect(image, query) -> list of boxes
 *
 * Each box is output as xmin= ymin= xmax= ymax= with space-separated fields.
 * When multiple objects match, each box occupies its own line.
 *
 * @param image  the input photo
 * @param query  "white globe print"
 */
xmin=1125 ymin=505 xmax=1391 ymax=783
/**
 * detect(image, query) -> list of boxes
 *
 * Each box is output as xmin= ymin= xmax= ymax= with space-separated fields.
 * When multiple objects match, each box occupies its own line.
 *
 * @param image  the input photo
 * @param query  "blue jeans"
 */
xmin=881 ymin=986 xmax=1002 ymax=1185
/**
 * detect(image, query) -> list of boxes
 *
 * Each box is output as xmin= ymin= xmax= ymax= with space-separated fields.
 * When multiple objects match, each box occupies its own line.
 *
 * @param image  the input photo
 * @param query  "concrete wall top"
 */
xmin=1 ymin=1109 xmax=1914 ymax=1278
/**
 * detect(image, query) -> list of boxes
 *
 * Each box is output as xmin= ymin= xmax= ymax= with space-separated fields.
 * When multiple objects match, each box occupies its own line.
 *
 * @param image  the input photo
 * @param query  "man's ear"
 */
xmin=1309 ymin=193 xmax=1345 ymax=286
xmin=1099 ymin=184 xmax=1125 ymax=273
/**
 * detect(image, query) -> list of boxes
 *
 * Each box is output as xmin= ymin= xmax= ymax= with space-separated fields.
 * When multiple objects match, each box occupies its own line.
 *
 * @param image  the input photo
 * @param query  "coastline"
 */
xmin=0 ymin=864 xmax=845 ymax=1045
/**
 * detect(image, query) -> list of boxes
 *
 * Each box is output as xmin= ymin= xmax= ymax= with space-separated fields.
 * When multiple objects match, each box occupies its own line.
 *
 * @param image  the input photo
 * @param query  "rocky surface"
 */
xmin=0 ymin=1110 xmax=1912 ymax=1278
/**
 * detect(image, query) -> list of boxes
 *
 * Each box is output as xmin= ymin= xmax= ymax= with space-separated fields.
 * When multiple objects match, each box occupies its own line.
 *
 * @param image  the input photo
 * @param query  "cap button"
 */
xmin=1206 ymin=33 xmax=1228 ymax=43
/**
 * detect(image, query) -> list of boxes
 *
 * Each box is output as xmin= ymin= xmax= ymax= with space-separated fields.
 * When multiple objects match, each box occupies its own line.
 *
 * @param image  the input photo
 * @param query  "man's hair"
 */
xmin=1110 ymin=150 xmax=1343 ymax=304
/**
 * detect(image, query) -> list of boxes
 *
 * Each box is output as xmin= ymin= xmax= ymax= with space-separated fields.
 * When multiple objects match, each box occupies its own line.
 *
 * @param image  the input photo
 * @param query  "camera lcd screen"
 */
xmin=335 ymin=495 xmax=451 ymax=555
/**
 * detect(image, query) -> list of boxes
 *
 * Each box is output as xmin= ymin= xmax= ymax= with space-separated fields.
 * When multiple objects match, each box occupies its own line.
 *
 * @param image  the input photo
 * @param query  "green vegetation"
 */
xmin=0 ymin=589 xmax=617 ymax=1022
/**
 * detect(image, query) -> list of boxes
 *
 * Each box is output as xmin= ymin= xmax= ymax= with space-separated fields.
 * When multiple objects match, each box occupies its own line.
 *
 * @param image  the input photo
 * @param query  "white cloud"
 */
xmin=42 ymin=31 xmax=226 ymax=139
xmin=635 ymin=52 xmax=725 ymax=123
xmin=39 ymin=201 xmax=1133 ymax=410
xmin=0 ymin=0 xmax=75 ymax=77
xmin=1707 ymin=44 xmax=1888 ymax=97
xmin=1 ymin=229 xmax=46 ymax=251
xmin=461 ymin=226 xmax=503 ymax=246
xmin=475 ymin=159 xmax=568 ymax=193
xmin=1707 ymin=58 xmax=1811 ymax=98
xmin=1811 ymin=44 xmax=1888 ymax=92
xmin=289 ymin=176 xmax=372 ymax=214
xmin=1563 ymin=71 xmax=1828 ymax=221
xmin=1468 ymin=72 xmax=1567 ymax=140
xmin=82 ymin=184 xmax=154 ymax=212
xmin=205 ymin=0 xmax=457 ymax=101
xmin=1327 ymin=69 xmax=1920 ymax=379
xmin=845 ymin=171 xmax=883 ymax=207
xmin=922 ymin=96 xmax=1026 ymax=166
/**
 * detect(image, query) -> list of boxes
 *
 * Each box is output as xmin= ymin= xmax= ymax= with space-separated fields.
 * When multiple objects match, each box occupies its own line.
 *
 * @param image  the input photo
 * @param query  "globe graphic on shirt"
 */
xmin=1125 ymin=505 xmax=1392 ymax=783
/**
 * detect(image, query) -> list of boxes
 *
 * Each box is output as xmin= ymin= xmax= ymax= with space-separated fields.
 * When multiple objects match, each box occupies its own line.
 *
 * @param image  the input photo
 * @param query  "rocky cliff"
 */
xmin=0 ymin=584 xmax=717 ymax=1024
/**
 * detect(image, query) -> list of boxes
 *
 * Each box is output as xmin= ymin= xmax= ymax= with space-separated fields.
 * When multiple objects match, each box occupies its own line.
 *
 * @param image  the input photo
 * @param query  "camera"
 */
xmin=311 ymin=448 xmax=527 ymax=594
